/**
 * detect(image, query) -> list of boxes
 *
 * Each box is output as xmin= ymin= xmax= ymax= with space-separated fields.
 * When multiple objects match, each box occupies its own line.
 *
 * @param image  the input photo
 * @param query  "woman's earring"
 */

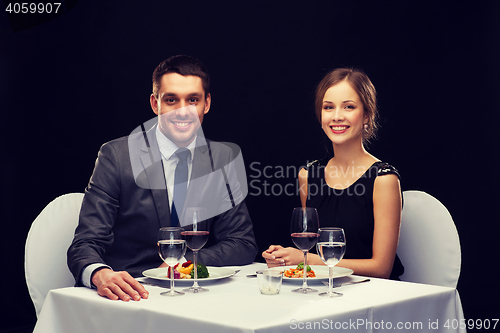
xmin=364 ymin=123 xmax=368 ymax=131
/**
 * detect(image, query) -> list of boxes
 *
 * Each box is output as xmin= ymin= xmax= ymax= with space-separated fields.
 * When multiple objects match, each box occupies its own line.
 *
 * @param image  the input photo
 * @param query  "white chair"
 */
xmin=25 ymin=193 xmax=84 ymax=317
xmin=397 ymin=190 xmax=461 ymax=288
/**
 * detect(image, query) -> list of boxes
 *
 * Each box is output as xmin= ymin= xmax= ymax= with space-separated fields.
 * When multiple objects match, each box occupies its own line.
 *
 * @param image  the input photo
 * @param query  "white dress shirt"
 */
xmin=155 ymin=126 xmax=196 ymax=210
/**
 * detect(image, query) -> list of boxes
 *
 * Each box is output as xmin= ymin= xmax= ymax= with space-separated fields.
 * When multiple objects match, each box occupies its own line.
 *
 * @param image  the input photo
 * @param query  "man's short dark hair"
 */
xmin=152 ymin=55 xmax=210 ymax=98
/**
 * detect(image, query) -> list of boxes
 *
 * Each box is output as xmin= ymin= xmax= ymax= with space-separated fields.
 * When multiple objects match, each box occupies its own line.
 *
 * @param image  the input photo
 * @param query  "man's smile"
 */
xmin=169 ymin=119 xmax=195 ymax=131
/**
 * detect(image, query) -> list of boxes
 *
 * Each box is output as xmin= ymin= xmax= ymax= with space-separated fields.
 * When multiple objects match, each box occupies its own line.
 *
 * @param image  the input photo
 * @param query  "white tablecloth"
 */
xmin=34 ymin=263 xmax=466 ymax=332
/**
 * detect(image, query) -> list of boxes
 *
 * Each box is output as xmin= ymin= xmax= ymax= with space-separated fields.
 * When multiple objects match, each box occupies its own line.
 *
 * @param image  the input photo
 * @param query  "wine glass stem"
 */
xmin=302 ymin=250 xmax=308 ymax=291
xmin=329 ymin=266 xmax=333 ymax=295
xmin=170 ymin=265 xmax=175 ymax=292
xmin=193 ymin=250 xmax=199 ymax=288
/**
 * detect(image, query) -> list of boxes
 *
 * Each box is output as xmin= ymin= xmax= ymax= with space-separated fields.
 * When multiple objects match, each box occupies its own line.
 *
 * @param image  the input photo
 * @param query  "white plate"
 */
xmin=142 ymin=266 xmax=236 ymax=283
xmin=279 ymin=265 xmax=353 ymax=282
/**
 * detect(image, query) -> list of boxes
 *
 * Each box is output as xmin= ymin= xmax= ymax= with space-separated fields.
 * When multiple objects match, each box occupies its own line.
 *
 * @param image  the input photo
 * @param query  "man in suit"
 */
xmin=67 ymin=55 xmax=258 ymax=301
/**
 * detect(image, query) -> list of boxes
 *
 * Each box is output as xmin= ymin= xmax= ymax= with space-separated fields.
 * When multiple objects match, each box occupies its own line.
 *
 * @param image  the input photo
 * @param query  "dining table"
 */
xmin=33 ymin=262 xmax=466 ymax=333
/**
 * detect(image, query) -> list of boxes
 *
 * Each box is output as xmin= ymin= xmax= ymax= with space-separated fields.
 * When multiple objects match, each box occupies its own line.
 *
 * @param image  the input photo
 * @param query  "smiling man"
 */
xmin=151 ymin=65 xmax=210 ymax=148
xmin=67 ymin=55 xmax=257 ymax=302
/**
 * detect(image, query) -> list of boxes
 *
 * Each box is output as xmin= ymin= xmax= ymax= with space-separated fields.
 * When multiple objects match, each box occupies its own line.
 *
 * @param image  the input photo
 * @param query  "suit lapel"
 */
xmin=139 ymin=125 xmax=171 ymax=227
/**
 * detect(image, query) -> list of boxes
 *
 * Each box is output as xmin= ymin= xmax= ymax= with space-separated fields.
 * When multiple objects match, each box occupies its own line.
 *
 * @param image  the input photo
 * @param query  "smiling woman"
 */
xmin=314 ymin=68 xmax=378 ymax=144
xmin=321 ymin=81 xmax=366 ymax=147
xmin=263 ymin=68 xmax=404 ymax=280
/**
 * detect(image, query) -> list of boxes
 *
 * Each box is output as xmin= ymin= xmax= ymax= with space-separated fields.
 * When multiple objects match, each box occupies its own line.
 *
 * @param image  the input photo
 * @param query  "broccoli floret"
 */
xmin=297 ymin=262 xmax=312 ymax=272
xmin=190 ymin=263 xmax=209 ymax=279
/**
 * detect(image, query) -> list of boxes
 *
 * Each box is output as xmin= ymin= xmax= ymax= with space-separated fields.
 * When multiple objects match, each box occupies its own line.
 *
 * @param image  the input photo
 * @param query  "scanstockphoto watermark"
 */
xmin=290 ymin=318 xmax=425 ymax=330
xmin=290 ymin=318 xmax=500 ymax=331
xmin=248 ymin=161 xmax=368 ymax=197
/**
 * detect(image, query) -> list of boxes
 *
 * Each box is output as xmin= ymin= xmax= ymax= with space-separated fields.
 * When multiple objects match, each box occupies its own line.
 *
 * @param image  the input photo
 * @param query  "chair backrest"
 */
xmin=25 ymin=193 xmax=84 ymax=317
xmin=397 ymin=190 xmax=461 ymax=288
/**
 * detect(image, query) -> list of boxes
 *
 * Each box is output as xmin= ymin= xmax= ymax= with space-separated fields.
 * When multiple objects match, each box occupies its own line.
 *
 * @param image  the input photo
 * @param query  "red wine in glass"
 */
xmin=181 ymin=231 xmax=209 ymax=251
xmin=290 ymin=207 xmax=319 ymax=294
xmin=180 ymin=207 xmax=210 ymax=293
xmin=291 ymin=232 xmax=319 ymax=251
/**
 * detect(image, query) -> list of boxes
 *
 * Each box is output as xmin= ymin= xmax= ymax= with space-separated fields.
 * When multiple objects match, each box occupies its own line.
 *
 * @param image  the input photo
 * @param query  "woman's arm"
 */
xmin=263 ymin=170 xmax=402 ymax=277
xmin=335 ymin=173 xmax=402 ymax=278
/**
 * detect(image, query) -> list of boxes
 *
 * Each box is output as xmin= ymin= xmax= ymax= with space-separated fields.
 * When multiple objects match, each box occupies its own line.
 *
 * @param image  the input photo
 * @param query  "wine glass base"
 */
xmin=183 ymin=286 xmax=209 ymax=293
xmin=319 ymin=291 xmax=343 ymax=297
xmin=292 ymin=287 xmax=317 ymax=294
xmin=160 ymin=290 xmax=185 ymax=297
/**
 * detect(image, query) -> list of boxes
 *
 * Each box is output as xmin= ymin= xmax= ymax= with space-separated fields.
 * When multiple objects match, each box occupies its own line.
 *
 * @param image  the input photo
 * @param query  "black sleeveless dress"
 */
xmin=305 ymin=160 xmax=404 ymax=280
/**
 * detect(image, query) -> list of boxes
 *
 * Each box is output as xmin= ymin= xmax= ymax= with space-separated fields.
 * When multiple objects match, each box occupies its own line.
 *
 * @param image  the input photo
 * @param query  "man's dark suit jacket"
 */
xmin=67 ymin=124 xmax=258 ymax=286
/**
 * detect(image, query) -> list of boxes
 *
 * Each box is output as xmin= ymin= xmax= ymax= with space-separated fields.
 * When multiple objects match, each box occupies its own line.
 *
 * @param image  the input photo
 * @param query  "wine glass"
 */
xmin=290 ymin=207 xmax=319 ymax=293
xmin=316 ymin=227 xmax=346 ymax=297
xmin=157 ymin=227 xmax=187 ymax=296
xmin=180 ymin=207 xmax=210 ymax=293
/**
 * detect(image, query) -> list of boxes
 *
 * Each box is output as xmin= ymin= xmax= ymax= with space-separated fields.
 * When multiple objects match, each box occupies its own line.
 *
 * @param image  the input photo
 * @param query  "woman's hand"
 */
xmin=262 ymin=245 xmax=305 ymax=267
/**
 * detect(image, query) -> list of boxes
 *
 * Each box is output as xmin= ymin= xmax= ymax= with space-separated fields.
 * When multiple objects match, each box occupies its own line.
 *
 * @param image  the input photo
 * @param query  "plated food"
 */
xmin=281 ymin=265 xmax=354 ymax=282
xmin=166 ymin=260 xmax=210 ymax=279
xmin=143 ymin=266 xmax=235 ymax=283
xmin=284 ymin=263 xmax=316 ymax=278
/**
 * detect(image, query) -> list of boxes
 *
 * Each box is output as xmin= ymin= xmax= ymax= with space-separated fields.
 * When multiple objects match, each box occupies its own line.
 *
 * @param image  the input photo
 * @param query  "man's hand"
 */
xmin=91 ymin=268 xmax=149 ymax=301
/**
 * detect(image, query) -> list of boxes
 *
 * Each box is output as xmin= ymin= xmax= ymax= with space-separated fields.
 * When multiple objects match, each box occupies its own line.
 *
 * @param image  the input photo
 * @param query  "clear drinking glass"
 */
xmin=316 ymin=227 xmax=346 ymax=297
xmin=181 ymin=207 xmax=210 ymax=293
xmin=290 ymin=207 xmax=319 ymax=293
xmin=157 ymin=227 xmax=187 ymax=296
xmin=257 ymin=269 xmax=283 ymax=295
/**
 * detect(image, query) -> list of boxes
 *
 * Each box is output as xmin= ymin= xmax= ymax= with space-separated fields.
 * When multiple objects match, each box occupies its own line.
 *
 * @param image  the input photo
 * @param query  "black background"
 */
xmin=2 ymin=1 xmax=499 ymax=332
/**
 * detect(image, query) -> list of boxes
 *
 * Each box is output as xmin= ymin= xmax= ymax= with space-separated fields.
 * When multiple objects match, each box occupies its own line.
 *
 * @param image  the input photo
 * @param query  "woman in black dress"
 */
xmin=263 ymin=68 xmax=403 ymax=279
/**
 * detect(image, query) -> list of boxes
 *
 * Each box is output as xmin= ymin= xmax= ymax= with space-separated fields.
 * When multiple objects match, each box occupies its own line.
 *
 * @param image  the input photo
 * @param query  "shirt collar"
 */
xmin=156 ymin=125 xmax=196 ymax=161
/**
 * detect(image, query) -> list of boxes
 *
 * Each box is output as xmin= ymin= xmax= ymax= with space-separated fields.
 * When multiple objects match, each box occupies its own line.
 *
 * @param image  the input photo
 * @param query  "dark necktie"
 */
xmin=171 ymin=148 xmax=191 ymax=226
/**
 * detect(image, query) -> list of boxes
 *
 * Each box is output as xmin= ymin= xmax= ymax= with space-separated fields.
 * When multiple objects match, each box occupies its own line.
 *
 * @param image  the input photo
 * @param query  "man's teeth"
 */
xmin=331 ymin=126 xmax=348 ymax=130
xmin=174 ymin=122 xmax=189 ymax=127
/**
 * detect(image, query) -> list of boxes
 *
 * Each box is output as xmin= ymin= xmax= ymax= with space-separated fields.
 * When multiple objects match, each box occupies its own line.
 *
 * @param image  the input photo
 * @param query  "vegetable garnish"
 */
xmin=166 ymin=261 xmax=210 ymax=279
xmin=284 ymin=263 xmax=316 ymax=278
